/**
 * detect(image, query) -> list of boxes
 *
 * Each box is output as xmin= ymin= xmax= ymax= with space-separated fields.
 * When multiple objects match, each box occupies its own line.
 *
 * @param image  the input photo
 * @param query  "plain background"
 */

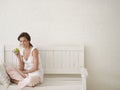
xmin=0 ymin=0 xmax=120 ymax=90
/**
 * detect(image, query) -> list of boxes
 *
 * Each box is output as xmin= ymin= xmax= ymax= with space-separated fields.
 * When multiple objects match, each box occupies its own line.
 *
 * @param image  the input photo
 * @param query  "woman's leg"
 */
xmin=27 ymin=76 xmax=40 ymax=87
xmin=18 ymin=75 xmax=40 ymax=89
xmin=6 ymin=66 xmax=24 ymax=81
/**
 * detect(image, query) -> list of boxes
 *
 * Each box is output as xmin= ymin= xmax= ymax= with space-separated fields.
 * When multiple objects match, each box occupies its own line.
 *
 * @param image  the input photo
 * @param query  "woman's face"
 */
xmin=19 ymin=37 xmax=29 ymax=48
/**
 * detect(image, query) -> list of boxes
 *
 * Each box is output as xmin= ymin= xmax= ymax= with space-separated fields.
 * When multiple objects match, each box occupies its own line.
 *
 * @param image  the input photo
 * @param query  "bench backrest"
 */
xmin=3 ymin=45 xmax=84 ymax=74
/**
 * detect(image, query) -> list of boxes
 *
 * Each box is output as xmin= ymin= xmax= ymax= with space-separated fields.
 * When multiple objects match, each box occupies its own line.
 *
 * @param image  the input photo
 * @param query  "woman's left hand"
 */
xmin=22 ymin=70 xmax=28 ymax=74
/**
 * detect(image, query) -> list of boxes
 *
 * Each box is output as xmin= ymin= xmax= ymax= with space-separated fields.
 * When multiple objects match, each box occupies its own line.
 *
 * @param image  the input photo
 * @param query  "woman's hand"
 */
xmin=22 ymin=70 xmax=29 ymax=74
xmin=17 ymin=69 xmax=27 ymax=78
xmin=13 ymin=48 xmax=20 ymax=58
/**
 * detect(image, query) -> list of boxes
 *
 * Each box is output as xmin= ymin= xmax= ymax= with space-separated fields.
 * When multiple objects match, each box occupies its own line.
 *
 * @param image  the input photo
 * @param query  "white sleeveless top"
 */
xmin=20 ymin=47 xmax=44 ymax=82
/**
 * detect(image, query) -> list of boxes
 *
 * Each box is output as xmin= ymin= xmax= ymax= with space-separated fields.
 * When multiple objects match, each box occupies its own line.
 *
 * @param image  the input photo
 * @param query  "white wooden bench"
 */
xmin=0 ymin=45 xmax=88 ymax=90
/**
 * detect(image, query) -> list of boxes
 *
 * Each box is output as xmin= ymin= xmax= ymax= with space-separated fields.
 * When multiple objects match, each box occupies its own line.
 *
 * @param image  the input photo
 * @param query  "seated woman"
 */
xmin=6 ymin=32 xmax=44 ymax=90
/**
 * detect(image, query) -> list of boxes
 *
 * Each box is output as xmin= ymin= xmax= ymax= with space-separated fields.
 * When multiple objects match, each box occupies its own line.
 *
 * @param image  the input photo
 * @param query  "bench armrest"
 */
xmin=81 ymin=68 xmax=88 ymax=77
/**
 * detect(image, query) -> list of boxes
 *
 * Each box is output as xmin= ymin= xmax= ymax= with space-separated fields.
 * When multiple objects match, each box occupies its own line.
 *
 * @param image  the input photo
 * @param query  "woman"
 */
xmin=6 ymin=32 xmax=44 ymax=90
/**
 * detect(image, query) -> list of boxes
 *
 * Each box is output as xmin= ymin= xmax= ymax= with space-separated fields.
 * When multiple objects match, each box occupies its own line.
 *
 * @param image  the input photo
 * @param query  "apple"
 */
xmin=14 ymin=48 xmax=19 ymax=53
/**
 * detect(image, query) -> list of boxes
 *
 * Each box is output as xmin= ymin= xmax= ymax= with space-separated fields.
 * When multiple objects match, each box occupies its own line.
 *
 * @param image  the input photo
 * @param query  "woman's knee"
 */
xmin=6 ymin=66 xmax=16 ymax=72
xmin=27 ymin=76 xmax=40 ymax=86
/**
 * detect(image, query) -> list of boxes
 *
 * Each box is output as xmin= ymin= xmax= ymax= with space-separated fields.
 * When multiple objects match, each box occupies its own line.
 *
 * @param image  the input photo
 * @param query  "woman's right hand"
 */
xmin=13 ymin=48 xmax=20 ymax=57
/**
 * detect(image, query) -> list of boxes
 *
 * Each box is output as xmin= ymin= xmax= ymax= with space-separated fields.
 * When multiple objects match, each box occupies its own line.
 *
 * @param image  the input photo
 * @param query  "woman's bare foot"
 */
xmin=11 ymin=79 xmax=19 ymax=84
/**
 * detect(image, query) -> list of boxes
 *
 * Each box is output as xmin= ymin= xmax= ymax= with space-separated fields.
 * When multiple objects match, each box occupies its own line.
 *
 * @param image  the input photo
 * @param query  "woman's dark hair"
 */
xmin=18 ymin=32 xmax=33 ymax=47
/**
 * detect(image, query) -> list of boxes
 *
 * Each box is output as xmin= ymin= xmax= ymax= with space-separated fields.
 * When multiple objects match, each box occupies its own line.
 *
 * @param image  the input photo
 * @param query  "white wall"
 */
xmin=0 ymin=0 xmax=120 ymax=90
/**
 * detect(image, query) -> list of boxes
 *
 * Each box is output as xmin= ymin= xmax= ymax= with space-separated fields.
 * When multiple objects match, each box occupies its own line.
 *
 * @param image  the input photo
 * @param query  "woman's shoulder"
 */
xmin=32 ymin=47 xmax=39 ymax=54
xmin=32 ymin=46 xmax=39 ymax=51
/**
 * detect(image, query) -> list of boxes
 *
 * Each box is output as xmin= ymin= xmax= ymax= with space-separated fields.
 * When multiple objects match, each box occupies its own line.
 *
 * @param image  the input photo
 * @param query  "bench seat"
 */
xmin=0 ymin=77 xmax=82 ymax=90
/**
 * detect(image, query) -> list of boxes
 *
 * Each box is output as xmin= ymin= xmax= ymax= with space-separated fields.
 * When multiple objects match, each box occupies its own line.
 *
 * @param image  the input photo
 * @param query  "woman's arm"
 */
xmin=17 ymin=55 xmax=24 ymax=71
xmin=14 ymin=51 xmax=24 ymax=71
